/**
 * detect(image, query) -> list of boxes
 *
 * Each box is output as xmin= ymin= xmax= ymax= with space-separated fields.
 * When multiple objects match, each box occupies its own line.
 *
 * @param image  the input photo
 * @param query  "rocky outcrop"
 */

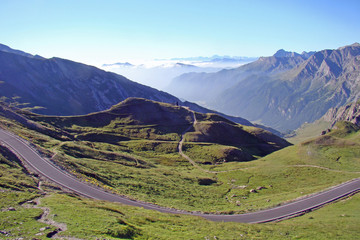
xmin=322 ymin=101 xmax=360 ymax=127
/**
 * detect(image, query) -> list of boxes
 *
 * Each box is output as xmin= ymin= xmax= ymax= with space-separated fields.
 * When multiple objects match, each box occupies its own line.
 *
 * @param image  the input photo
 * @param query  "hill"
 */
xmin=22 ymin=97 xmax=290 ymax=158
xmin=1 ymin=98 xmax=360 ymax=239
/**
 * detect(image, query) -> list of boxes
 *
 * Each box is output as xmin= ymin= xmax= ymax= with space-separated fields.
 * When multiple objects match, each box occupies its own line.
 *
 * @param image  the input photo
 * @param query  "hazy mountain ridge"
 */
xmin=102 ymin=56 xmax=257 ymax=90
xmin=166 ymin=49 xmax=310 ymax=103
xmin=170 ymin=43 xmax=360 ymax=132
xmin=0 ymin=44 xmax=282 ymax=135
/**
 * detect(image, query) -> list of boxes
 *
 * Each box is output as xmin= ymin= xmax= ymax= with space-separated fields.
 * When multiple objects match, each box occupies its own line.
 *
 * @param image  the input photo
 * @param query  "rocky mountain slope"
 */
xmin=217 ymin=43 xmax=360 ymax=131
xmin=169 ymin=43 xmax=360 ymax=132
xmin=322 ymin=100 xmax=360 ymax=127
xmin=166 ymin=49 xmax=312 ymax=103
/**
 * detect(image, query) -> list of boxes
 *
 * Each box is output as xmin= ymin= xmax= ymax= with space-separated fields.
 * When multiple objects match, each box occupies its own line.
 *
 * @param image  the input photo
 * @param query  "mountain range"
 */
xmin=0 ymin=43 xmax=280 ymax=135
xmin=168 ymin=43 xmax=360 ymax=132
xmin=102 ymin=56 xmax=257 ymax=90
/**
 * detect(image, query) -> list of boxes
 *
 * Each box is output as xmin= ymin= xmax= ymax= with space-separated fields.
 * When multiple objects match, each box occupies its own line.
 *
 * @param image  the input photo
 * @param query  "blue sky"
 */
xmin=1 ymin=0 xmax=359 ymax=66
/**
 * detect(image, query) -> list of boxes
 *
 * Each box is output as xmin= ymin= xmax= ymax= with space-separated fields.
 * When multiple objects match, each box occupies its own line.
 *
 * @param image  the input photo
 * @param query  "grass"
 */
xmin=2 ymin=111 xmax=360 ymax=214
xmin=0 ymin=145 xmax=58 ymax=239
xmin=38 ymin=193 xmax=360 ymax=239
xmin=286 ymin=119 xmax=332 ymax=144
xmin=1 ymin=115 xmax=360 ymax=238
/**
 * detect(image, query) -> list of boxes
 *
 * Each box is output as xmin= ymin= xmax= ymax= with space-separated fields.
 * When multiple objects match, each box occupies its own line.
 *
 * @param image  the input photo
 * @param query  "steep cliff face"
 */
xmin=322 ymin=101 xmax=360 ymax=127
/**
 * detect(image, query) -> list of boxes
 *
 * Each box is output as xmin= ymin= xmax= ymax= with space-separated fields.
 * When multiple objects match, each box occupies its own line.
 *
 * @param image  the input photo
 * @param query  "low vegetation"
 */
xmin=1 ymin=99 xmax=360 ymax=238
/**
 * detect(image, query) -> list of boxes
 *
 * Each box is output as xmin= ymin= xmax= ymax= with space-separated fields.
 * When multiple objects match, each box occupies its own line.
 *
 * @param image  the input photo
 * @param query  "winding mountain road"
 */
xmin=1 ymin=128 xmax=360 ymax=223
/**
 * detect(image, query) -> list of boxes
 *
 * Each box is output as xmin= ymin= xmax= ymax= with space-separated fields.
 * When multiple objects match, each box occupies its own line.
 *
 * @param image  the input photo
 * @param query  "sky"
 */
xmin=1 ymin=0 xmax=359 ymax=66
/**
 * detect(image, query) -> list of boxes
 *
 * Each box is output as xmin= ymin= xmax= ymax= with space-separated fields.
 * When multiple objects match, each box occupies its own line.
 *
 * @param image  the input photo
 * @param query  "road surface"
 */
xmin=0 ymin=128 xmax=359 ymax=223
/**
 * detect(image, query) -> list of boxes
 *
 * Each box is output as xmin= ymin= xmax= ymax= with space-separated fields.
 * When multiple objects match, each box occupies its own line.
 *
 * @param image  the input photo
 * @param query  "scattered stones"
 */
xmin=0 ymin=230 xmax=9 ymax=235
xmin=40 ymin=226 xmax=50 ymax=231
xmin=35 ymin=232 xmax=44 ymax=236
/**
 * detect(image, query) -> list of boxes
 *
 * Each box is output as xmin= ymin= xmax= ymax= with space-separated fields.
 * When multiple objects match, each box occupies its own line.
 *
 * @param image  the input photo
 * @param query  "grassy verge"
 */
xmin=39 ymin=193 xmax=360 ymax=239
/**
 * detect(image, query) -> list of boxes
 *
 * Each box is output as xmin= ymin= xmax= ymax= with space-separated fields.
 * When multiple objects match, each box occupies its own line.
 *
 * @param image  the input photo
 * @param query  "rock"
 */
xmin=0 ymin=230 xmax=9 ymax=235
xmin=39 ymin=226 xmax=50 ymax=231
xmin=257 ymin=186 xmax=267 ymax=190
xmin=7 ymin=207 xmax=16 ymax=211
xmin=250 ymin=189 xmax=257 ymax=193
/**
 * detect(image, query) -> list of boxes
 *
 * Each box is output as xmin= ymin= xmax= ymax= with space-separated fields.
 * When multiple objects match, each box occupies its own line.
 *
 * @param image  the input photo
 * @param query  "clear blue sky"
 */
xmin=1 ymin=0 xmax=359 ymax=66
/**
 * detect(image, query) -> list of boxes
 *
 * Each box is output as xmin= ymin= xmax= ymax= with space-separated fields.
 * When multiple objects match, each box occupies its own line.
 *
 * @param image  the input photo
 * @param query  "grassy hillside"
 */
xmin=1 ymin=99 xmax=360 ymax=238
xmin=1 ymin=145 xmax=359 ymax=239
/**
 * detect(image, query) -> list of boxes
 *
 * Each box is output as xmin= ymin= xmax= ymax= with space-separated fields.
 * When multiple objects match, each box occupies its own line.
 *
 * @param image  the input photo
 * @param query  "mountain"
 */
xmin=169 ymin=43 xmax=360 ymax=132
xmin=102 ymin=62 xmax=134 ymax=67
xmin=215 ymin=43 xmax=360 ymax=131
xmin=166 ymin=49 xmax=309 ymax=103
xmin=103 ymin=56 xmax=257 ymax=90
xmin=273 ymin=49 xmax=314 ymax=59
xmin=0 ymin=44 xmax=281 ymax=135
xmin=0 ymin=46 xmax=184 ymax=116
xmin=0 ymin=43 xmax=38 ymax=58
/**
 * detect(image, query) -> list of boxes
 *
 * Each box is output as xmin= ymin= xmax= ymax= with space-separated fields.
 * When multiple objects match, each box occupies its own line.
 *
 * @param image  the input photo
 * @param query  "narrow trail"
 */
xmin=21 ymin=181 xmax=69 ymax=239
xmin=290 ymin=164 xmax=360 ymax=174
xmin=177 ymin=110 xmax=360 ymax=176
xmin=177 ymin=110 xmax=251 ymax=174
xmin=177 ymin=110 xmax=220 ymax=174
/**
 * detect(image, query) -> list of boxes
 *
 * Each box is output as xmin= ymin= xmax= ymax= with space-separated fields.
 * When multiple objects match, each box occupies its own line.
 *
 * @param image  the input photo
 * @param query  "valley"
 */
xmin=1 ymin=42 xmax=360 ymax=239
xmin=2 ymin=1 xmax=360 ymax=238
xmin=1 ymin=97 xmax=360 ymax=238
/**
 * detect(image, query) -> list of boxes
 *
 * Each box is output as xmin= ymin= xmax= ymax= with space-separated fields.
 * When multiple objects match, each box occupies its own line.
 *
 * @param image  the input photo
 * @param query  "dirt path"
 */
xmin=177 ymin=111 xmax=220 ymax=174
xmin=290 ymin=164 xmax=360 ymax=174
xmin=21 ymin=181 xmax=75 ymax=239
xmin=177 ymin=110 xmax=252 ymax=174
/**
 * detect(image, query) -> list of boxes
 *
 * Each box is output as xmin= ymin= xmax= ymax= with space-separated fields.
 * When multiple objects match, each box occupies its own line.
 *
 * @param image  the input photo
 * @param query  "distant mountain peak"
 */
xmin=273 ymin=49 xmax=315 ymax=59
xmin=102 ymin=62 xmax=134 ymax=67
xmin=0 ymin=43 xmax=38 ymax=58
xmin=273 ymin=49 xmax=300 ymax=58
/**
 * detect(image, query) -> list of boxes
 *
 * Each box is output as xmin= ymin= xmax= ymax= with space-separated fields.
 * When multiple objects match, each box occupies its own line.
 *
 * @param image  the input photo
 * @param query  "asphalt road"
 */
xmin=1 ymin=128 xmax=359 ymax=223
